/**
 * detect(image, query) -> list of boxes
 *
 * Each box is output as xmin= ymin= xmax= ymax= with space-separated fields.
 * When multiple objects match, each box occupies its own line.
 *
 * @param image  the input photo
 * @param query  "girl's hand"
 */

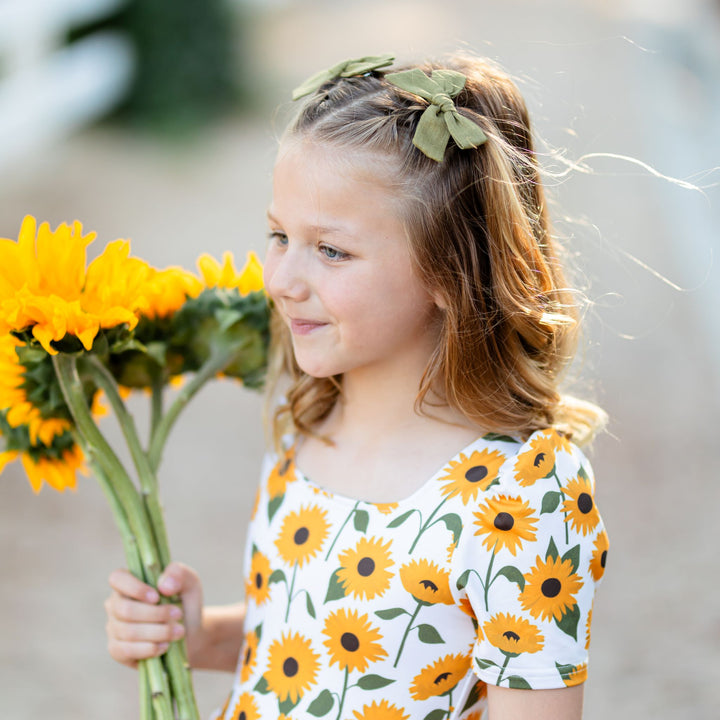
xmin=105 ymin=562 xmax=204 ymax=669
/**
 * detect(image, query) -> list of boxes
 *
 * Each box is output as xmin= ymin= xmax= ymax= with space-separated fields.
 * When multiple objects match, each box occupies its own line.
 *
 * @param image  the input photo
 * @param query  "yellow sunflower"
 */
xmin=520 ymin=555 xmax=583 ymax=622
xmin=483 ymin=613 xmax=544 ymax=656
xmin=590 ymin=530 xmax=609 ymax=582
xmin=352 ymin=699 xmax=410 ymax=720
xmin=245 ymin=551 xmax=272 ymax=605
xmin=322 ymin=608 xmax=387 ymax=673
xmin=562 ymin=663 xmax=587 ymax=687
xmin=562 ymin=476 xmax=600 ymax=536
xmin=336 ymin=536 xmax=394 ymax=600
xmin=585 ymin=606 xmax=593 ymax=650
xmin=239 ymin=629 xmax=259 ymax=684
xmin=409 ymin=653 xmax=471 ymax=700
xmin=267 ymin=451 xmax=296 ymax=499
xmin=472 ymin=495 xmax=538 ymax=556
xmin=513 ymin=432 xmax=556 ymax=486
xmin=438 ymin=448 xmax=506 ymax=504
xmin=197 ymin=250 xmax=264 ymax=295
xmin=274 ymin=504 xmax=329 ymax=567
xmin=264 ymin=631 xmax=319 ymax=704
xmin=1 ymin=442 xmax=87 ymax=494
xmin=375 ymin=502 xmax=398 ymax=515
xmin=399 ymin=559 xmax=454 ymax=605
xmin=142 ymin=266 xmax=203 ymax=319
xmin=228 ymin=691 xmax=261 ymax=720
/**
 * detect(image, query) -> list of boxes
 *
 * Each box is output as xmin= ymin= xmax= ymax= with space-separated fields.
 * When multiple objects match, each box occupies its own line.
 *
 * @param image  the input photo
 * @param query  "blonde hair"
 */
xmin=268 ymin=54 xmax=606 ymax=447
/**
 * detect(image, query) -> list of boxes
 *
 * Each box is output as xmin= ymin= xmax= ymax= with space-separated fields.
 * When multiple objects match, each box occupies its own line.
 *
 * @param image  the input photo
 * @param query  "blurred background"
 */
xmin=1 ymin=0 xmax=719 ymax=718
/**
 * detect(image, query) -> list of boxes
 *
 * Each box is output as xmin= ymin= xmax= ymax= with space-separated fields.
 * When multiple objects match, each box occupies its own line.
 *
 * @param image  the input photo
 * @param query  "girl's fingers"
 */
xmin=108 ymin=619 xmax=185 ymax=644
xmin=108 ymin=639 xmax=171 ymax=666
xmin=108 ymin=568 xmax=159 ymax=604
xmin=106 ymin=594 xmax=183 ymax=624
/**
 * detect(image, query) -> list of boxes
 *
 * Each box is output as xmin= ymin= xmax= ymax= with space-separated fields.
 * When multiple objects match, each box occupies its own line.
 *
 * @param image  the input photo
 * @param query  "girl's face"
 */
xmin=263 ymin=140 xmax=440 ymax=381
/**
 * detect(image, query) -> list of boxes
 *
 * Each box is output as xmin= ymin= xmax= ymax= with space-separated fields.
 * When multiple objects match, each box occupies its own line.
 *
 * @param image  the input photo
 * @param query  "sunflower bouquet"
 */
xmin=0 ymin=216 xmax=270 ymax=720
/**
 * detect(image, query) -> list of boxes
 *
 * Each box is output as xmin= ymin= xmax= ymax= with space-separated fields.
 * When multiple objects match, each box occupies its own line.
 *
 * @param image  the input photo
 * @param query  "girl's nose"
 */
xmin=265 ymin=250 xmax=310 ymax=303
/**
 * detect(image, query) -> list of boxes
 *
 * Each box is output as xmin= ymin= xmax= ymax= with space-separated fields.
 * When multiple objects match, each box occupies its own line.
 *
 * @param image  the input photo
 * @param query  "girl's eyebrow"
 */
xmin=266 ymin=210 xmax=357 ymax=239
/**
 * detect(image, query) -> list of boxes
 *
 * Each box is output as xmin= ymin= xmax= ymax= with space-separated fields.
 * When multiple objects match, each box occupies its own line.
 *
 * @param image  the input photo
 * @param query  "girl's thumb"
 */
xmin=157 ymin=562 xmax=200 ymax=597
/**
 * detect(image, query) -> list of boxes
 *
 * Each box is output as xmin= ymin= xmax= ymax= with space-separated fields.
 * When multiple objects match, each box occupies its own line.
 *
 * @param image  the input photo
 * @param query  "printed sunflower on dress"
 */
xmin=0 ymin=216 xmax=270 ymax=720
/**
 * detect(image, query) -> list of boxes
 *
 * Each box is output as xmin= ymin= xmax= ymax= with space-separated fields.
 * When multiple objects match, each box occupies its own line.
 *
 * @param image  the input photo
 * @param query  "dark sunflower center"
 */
xmin=577 ymin=493 xmax=593 ymax=514
xmin=433 ymin=671 xmax=452 ymax=685
xmin=503 ymin=630 xmax=520 ymax=642
xmin=494 ymin=512 xmax=515 ymax=531
xmin=533 ymin=452 xmax=546 ymax=468
xmin=541 ymin=578 xmax=562 ymax=598
xmin=245 ymin=646 xmax=252 ymax=664
xmin=280 ymin=457 xmax=291 ymax=475
xmin=357 ymin=557 xmax=375 ymax=576
xmin=419 ymin=579 xmax=438 ymax=592
xmin=255 ymin=572 xmax=263 ymax=589
xmin=283 ymin=657 xmax=298 ymax=677
xmin=465 ymin=466 xmax=488 ymax=483
xmin=239 ymin=712 xmax=246 ymax=720
xmin=601 ymin=550 xmax=607 ymax=568
xmin=294 ymin=527 xmax=309 ymax=545
xmin=341 ymin=632 xmax=360 ymax=652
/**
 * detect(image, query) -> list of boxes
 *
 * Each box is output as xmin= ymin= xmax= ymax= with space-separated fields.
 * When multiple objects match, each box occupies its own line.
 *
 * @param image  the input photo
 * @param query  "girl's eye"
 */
xmin=319 ymin=244 xmax=349 ymax=261
xmin=268 ymin=231 xmax=288 ymax=246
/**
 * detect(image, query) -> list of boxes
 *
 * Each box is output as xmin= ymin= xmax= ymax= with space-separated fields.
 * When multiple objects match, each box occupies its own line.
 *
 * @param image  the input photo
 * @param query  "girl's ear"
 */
xmin=432 ymin=290 xmax=448 ymax=311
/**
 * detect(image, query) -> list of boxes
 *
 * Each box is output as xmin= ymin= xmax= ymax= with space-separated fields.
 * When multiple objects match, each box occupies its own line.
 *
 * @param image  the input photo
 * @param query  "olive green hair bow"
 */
xmin=291 ymin=54 xmax=395 ymax=101
xmin=385 ymin=68 xmax=487 ymax=162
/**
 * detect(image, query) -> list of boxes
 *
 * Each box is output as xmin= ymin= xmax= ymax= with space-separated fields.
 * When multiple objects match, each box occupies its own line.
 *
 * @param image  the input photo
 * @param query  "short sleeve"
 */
xmin=453 ymin=429 xmax=609 ymax=690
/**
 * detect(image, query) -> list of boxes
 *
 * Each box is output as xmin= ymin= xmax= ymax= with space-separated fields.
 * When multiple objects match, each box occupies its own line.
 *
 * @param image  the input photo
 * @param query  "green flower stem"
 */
xmin=324 ymin=502 xmax=359 ymax=561
xmin=148 ymin=344 xmax=246 ymax=473
xmin=284 ymin=564 xmax=298 ymax=622
xmin=335 ymin=667 xmax=350 ymax=720
xmin=84 ymin=356 xmax=171 ymax=567
xmin=394 ymin=600 xmax=422 ymax=667
xmin=408 ymin=496 xmax=450 ymax=553
xmin=151 ymin=375 xmax=164 ymax=446
xmin=497 ymin=654 xmax=511 ymax=686
xmin=82 ymin=452 xmax=173 ymax=720
xmin=483 ymin=541 xmax=498 ymax=611
xmin=52 ymin=354 xmax=162 ymax=583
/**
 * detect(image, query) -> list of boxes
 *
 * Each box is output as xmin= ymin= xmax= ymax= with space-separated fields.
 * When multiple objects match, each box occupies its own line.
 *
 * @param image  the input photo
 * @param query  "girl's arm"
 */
xmin=486 ymin=684 xmax=584 ymax=720
xmin=105 ymin=562 xmax=245 ymax=673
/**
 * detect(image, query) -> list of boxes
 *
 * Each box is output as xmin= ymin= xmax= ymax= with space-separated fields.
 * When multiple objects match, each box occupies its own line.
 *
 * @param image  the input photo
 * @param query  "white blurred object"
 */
xmin=0 ymin=0 xmax=134 ymax=171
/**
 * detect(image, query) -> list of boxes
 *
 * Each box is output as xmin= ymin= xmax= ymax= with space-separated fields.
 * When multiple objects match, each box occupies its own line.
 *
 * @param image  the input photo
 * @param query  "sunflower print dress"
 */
xmin=213 ymin=429 xmax=608 ymax=720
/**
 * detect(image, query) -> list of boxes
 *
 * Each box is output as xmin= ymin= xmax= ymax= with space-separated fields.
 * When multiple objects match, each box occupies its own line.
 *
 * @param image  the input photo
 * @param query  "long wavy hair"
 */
xmin=268 ymin=53 xmax=606 ymax=447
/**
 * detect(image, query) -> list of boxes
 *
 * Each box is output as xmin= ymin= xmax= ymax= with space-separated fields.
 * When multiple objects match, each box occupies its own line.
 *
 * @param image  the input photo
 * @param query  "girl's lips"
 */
xmin=289 ymin=319 xmax=327 ymax=335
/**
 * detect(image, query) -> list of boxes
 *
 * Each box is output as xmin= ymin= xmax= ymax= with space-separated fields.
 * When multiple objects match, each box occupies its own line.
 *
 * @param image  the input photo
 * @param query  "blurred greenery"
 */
xmin=70 ymin=0 xmax=245 ymax=135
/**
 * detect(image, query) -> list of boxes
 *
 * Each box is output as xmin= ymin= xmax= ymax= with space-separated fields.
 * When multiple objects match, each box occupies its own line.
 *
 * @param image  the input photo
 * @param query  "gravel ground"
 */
xmin=1 ymin=1 xmax=719 ymax=718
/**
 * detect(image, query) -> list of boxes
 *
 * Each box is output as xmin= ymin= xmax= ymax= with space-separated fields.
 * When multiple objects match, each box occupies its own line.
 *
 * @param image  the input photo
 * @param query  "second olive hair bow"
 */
xmin=385 ymin=68 xmax=487 ymax=162
xmin=292 ymin=54 xmax=395 ymax=101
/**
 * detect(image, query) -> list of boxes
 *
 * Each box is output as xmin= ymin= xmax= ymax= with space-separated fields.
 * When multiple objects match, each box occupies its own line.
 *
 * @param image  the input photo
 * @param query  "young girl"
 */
xmin=105 ymin=53 xmax=609 ymax=720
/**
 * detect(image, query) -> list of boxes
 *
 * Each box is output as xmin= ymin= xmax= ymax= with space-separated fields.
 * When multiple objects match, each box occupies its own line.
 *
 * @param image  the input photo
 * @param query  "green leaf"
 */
xmin=546 ymin=537 xmax=559 ymax=561
xmin=216 ymin=308 xmax=245 ymax=333
xmin=555 ymin=662 xmax=576 ymax=680
xmin=253 ymin=675 xmax=270 ymax=694
xmin=417 ymin=624 xmax=444 ymax=644
xmin=507 ymin=675 xmax=532 ymax=689
xmin=555 ymin=603 xmax=580 ymax=640
xmin=561 ymin=544 xmax=581 ymax=575
xmin=495 ymin=565 xmax=525 ymax=590
xmin=356 ymin=674 xmax=395 ymax=690
xmin=541 ymin=490 xmax=562 ymax=514
xmin=461 ymin=679 xmax=485 ymax=714
xmin=353 ymin=509 xmax=369 ymax=533
xmin=278 ymin=695 xmax=299 ymax=715
xmin=254 ymin=622 xmax=263 ymax=642
xmin=475 ymin=657 xmax=499 ymax=670
xmin=324 ymin=569 xmax=346 ymax=603
xmin=375 ymin=607 xmax=408 ymax=620
xmin=483 ymin=432 xmax=519 ymax=443
xmin=307 ymin=689 xmax=334 ymax=716
xmin=268 ymin=569 xmax=286 ymax=585
xmin=422 ymin=710 xmax=447 ymax=720
xmin=145 ymin=341 xmax=167 ymax=366
xmin=387 ymin=509 xmax=416 ymax=528
xmin=578 ymin=465 xmax=589 ymax=481
xmin=438 ymin=513 xmax=463 ymax=544
xmin=305 ymin=592 xmax=316 ymax=619
xmin=456 ymin=569 xmax=471 ymax=591
xmin=268 ymin=494 xmax=284 ymax=522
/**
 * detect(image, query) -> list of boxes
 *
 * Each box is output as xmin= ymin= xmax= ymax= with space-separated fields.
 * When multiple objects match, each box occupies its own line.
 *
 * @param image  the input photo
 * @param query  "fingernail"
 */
xmin=145 ymin=589 xmax=159 ymax=603
xmin=159 ymin=577 xmax=178 ymax=594
xmin=158 ymin=643 xmax=170 ymax=654
xmin=169 ymin=606 xmax=183 ymax=620
xmin=172 ymin=624 xmax=185 ymax=639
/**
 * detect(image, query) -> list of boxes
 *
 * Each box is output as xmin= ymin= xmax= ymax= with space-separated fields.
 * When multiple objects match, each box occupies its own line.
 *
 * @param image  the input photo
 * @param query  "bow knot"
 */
xmin=292 ymin=54 xmax=395 ymax=101
xmin=385 ymin=68 xmax=487 ymax=162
